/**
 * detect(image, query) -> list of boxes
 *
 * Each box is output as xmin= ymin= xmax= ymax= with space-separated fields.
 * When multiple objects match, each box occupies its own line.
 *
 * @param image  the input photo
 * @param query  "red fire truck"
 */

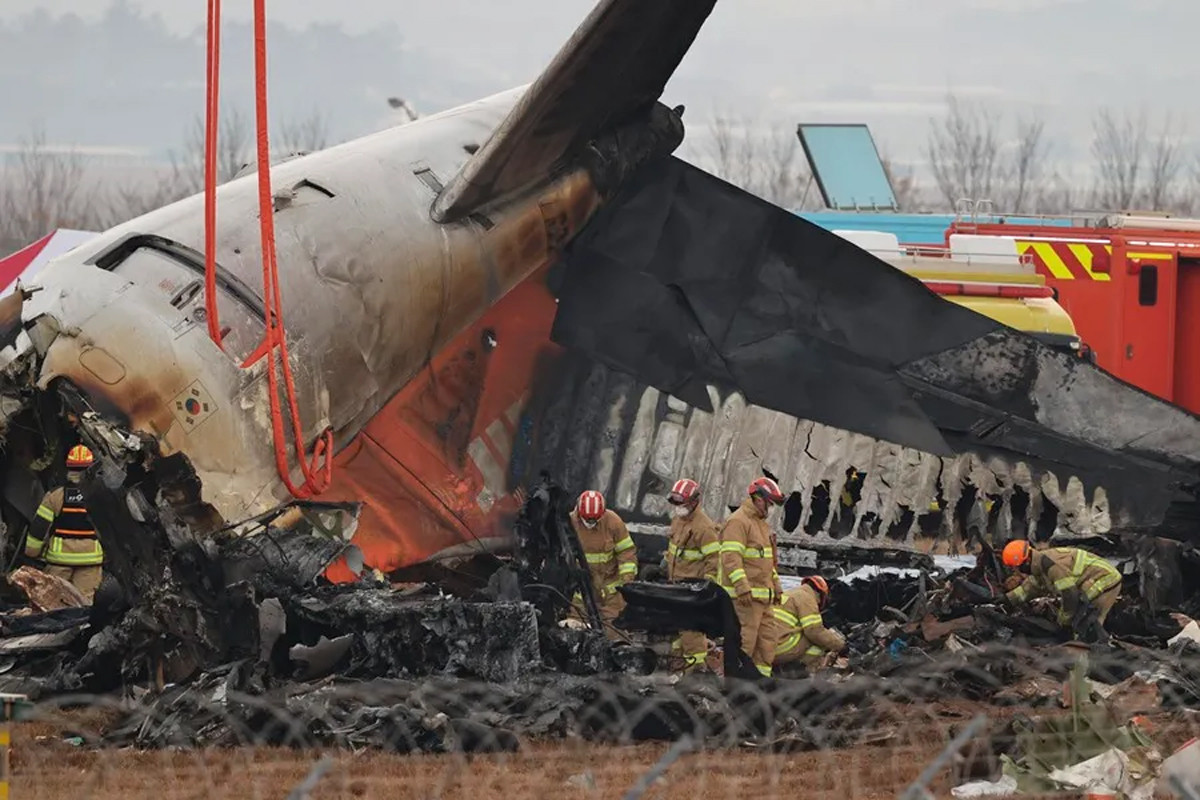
xmin=946 ymin=213 xmax=1200 ymax=414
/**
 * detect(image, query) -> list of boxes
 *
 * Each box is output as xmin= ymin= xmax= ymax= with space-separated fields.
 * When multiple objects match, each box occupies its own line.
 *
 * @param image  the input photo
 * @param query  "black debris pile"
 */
xmin=99 ymin=671 xmax=889 ymax=753
xmin=0 ymin=474 xmax=656 ymax=703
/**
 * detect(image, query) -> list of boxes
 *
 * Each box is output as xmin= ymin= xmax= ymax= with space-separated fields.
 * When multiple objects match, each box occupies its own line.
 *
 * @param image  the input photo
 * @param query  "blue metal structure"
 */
xmin=800 ymin=211 xmax=1074 ymax=245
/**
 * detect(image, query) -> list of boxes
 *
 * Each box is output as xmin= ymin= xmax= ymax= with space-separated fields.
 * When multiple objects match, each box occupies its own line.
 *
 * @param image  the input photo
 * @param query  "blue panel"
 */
xmin=797 ymin=124 xmax=897 ymax=211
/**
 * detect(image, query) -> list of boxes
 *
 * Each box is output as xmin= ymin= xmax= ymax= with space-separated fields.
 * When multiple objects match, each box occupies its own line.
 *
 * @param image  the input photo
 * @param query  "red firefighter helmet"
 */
xmin=748 ymin=476 xmax=784 ymax=505
xmin=66 ymin=445 xmax=94 ymax=469
xmin=668 ymin=478 xmax=700 ymax=505
xmin=576 ymin=490 xmax=606 ymax=522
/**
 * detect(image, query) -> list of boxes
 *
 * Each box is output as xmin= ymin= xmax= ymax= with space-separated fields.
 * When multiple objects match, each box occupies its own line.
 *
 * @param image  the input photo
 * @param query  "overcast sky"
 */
xmin=2 ymin=0 xmax=1197 ymax=176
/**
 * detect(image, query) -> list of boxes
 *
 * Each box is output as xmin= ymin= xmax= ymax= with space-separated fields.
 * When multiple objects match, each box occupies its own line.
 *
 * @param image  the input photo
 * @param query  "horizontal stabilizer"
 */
xmin=431 ymin=0 xmax=717 ymax=222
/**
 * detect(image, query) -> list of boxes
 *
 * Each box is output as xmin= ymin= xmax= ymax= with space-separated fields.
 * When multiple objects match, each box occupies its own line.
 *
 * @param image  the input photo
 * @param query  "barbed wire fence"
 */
xmin=9 ymin=640 xmax=1200 ymax=799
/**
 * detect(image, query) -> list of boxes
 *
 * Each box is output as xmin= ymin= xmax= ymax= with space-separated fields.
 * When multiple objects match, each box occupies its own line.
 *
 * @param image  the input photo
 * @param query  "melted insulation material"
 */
xmin=522 ymin=359 xmax=1105 ymax=556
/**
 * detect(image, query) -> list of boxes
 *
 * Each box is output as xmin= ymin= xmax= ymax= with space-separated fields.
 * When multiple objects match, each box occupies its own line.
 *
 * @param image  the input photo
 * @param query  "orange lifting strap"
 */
xmin=203 ymin=0 xmax=334 ymax=498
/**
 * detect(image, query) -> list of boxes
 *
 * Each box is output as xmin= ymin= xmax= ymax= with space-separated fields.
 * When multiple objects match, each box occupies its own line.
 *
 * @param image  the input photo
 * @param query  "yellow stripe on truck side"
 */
xmin=1028 ymin=242 xmax=1075 ymax=280
xmin=1068 ymin=243 xmax=1112 ymax=282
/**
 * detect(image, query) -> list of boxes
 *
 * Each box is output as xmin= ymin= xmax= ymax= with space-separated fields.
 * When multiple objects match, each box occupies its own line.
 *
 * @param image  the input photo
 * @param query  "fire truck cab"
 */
xmin=949 ymin=213 xmax=1200 ymax=413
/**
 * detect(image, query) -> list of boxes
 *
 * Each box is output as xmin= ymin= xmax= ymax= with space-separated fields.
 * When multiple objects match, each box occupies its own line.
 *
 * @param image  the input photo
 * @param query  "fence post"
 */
xmin=0 ymin=692 xmax=30 ymax=800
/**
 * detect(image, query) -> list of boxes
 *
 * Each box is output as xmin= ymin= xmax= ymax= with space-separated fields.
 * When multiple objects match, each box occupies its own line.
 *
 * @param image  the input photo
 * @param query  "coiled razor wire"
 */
xmin=11 ymin=642 xmax=1200 ymax=799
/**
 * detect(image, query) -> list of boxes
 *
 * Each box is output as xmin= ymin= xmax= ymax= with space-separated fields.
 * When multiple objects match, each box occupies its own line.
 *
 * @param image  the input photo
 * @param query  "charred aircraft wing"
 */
xmin=431 ymin=0 xmax=717 ymax=222
xmin=549 ymin=157 xmax=1200 ymax=533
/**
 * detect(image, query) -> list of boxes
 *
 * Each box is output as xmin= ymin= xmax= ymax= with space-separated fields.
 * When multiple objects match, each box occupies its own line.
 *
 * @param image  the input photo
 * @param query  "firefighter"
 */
xmin=720 ymin=476 xmax=786 ymax=677
xmin=1001 ymin=540 xmax=1122 ymax=643
xmin=569 ymin=490 xmax=638 ymax=636
xmin=24 ymin=445 xmax=104 ymax=602
xmin=664 ymin=478 xmax=721 ymax=672
xmin=773 ymin=575 xmax=846 ymax=672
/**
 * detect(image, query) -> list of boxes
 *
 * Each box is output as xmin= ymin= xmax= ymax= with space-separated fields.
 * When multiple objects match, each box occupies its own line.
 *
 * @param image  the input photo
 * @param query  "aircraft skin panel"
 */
xmin=322 ymin=268 xmax=564 ymax=579
xmin=18 ymin=106 xmax=601 ymax=529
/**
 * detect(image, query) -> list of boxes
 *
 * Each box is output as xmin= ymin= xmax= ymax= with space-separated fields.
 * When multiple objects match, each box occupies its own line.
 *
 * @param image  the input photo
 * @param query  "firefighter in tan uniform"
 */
xmin=570 ymin=490 xmax=638 ymax=636
xmin=773 ymin=576 xmax=846 ymax=672
xmin=1002 ymin=540 xmax=1122 ymax=642
xmin=664 ymin=478 xmax=721 ymax=672
xmin=720 ymin=476 xmax=786 ymax=677
xmin=24 ymin=445 xmax=104 ymax=602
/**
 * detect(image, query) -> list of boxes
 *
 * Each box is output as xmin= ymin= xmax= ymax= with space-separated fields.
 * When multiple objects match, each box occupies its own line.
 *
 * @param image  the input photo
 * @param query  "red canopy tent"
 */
xmin=0 ymin=229 xmax=97 ymax=295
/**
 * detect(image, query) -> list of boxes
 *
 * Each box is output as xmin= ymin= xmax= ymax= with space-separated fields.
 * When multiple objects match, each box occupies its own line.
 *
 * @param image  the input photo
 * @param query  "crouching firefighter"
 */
xmin=773 ymin=576 xmax=846 ymax=673
xmin=664 ymin=478 xmax=721 ymax=672
xmin=1002 ymin=540 xmax=1121 ymax=643
xmin=24 ymin=445 xmax=104 ymax=603
xmin=721 ymin=476 xmax=786 ymax=677
xmin=570 ymin=490 xmax=638 ymax=638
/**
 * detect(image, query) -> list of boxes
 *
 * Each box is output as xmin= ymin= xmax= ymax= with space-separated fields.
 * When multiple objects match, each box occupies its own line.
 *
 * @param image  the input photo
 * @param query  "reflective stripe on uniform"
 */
xmin=720 ymin=542 xmax=773 ymax=559
xmin=1086 ymin=574 xmax=1120 ymax=600
xmin=35 ymin=505 xmax=55 ymax=522
xmin=1079 ymin=551 xmax=1121 ymax=596
xmin=585 ymin=551 xmax=614 ymax=564
xmin=1010 ymin=585 xmax=1029 ymax=602
xmin=618 ymin=562 xmax=637 ymax=577
xmin=43 ymin=536 xmax=102 ymax=566
xmin=749 ymin=587 xmax=774 ymax=600
xmin=804 ymin=645 xmax=824 ymax=657
xmin=773 ymin=607 xmax=799 ymax=627
xmin=668 ymin=541 xmax=720 ymax=561
xmin=777 ymin=631 xmax=803 ymax=656
xmin=613 ymin=536 xmax=635 ymax=553
xmin=727 ymin=568 xmax=747 ymax=585
xmin=756 ymin=663 xmax=772 ymax=677
xmin=799 ymin=613 xmax=823 ymax=629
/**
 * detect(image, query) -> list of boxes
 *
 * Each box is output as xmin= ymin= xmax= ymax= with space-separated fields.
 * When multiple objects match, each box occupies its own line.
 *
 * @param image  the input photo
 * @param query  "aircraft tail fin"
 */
xmin=431 ymin=0 xmax=716 ymax=223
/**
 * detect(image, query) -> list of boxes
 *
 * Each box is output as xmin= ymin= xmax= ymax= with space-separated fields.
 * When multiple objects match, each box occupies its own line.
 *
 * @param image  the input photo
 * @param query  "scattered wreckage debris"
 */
xmin=7 ymin=566 xmax=86 ymax=612
xmin=951 ymin=657 xmax=1165 ymax=798
xmin=10 ymin=468 xmax=1200 ymax=778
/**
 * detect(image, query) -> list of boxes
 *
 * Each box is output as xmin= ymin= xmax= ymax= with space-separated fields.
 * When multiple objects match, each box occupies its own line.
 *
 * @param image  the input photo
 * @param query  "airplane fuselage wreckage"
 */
xmin=2 ymin=0 xmax=1200 ymax=614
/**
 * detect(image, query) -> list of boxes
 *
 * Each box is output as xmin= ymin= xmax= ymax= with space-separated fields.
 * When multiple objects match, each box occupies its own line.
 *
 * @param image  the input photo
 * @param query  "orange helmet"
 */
xmin=66 ymin=445 xmax=94 ymax=469
xmin=803 ymin=575 xmax=830 ymax=598
xmin=576 ymin=490 xmax=606 ymax=522
xmin=748 ymin=476 xmax=785 ymax=505
xmin=668 ymin=478 xmax=700 ymax=505
xmin=1002 ymin=540 xmax=1032 ymax=568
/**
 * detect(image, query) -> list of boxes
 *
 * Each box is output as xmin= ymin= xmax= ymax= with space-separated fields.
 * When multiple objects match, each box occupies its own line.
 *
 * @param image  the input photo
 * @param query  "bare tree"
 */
xmin=880 ymin=154 xmax=920 ymax=211
xmin=1090 ymin=108 xmax=1186 ymax=212
xmin=1145 ymin=113 xmax=1185 ymax=211
xmin=278 ymin=109 xmax=331 ymax=155
xmin=926 ymin=95 xmax=1004 ymax=209
xmin=696 ymin=113 xmax=814 ymax=208
xmin=93 ymin=161 xmax=196 ymax=228
xmin=1090 ymin=109 xmax=1145 ymax=209
xmin=925 ymin=95 xmax=1050 ymax=213
xmin=1032 ymin=170 xmax=1080 ymax=216
xmin=0 ymin=125 xmax=95 ymax=253
xmin=175 ymin=105 xmax=253 ymax=193
xmin=1008 ymin=116 xmax=1047 ymax=213
xmin=94 ymin=106 xmax=339 ymax=230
